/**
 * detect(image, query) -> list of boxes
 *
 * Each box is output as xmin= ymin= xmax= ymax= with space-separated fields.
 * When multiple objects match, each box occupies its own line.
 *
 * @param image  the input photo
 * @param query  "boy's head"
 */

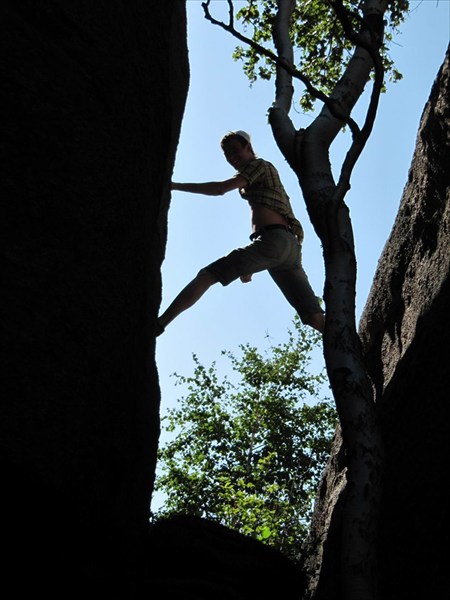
xmin=220 ymin=130 xmax=255 ymax=169
xmin=220 ymin=130 xmax=253 ymax=150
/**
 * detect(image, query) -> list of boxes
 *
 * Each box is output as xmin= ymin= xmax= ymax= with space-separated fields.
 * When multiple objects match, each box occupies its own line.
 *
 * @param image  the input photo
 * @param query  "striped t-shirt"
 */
xmin=237 ymin=158 xmax=304 ymax=241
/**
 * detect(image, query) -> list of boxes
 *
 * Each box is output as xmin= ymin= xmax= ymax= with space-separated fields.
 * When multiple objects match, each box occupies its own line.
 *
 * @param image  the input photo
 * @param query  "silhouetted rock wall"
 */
xmin=1 ymin=2 xmax=188 ymax=596
xmin=304 ymin=44 xmax=450 ymax=599
xmin=360 ymin=43 xmax=450 ymax=600
xmin=147 ymin=515 xmax=304 ymax=599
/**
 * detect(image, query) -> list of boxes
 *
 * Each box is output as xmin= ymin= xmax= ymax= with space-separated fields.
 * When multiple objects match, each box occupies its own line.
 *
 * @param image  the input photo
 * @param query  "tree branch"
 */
xmin=202 ymin=0 xmax=360 ymax=136
xmin=270 ymin=0 xmax=297 ymax=166
xmin=202 ymin=2 xmax=389 ymax=599
xmin=272 ymin=0 xmax=295 ymax=113
xmin=331 ymin=0 xmax=384 ymax=57
xmin=334 ymin=53 xmax=384 ymax=203
xmin=331 ymin=0 xmax=386 ymax=202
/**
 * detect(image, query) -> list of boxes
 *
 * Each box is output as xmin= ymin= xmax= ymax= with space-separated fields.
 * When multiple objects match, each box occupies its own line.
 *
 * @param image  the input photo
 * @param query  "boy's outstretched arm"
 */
xmin=171 ymin=174 xmax=247 ymax=196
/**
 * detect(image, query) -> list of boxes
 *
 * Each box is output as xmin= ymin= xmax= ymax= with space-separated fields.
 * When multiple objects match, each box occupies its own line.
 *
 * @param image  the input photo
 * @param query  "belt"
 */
xmin=249 ymin=224 xmax=292 ymax=241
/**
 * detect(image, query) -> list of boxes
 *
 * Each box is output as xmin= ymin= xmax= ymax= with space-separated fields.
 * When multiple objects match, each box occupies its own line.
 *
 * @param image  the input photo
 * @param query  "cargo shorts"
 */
xmin=202 ymin=227 xmax=323 ymax=323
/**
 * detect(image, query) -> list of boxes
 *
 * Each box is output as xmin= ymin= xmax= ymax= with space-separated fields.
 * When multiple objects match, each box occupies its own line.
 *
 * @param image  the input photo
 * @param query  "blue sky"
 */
xmin=153 ymin=0 xmax=449 ymax=507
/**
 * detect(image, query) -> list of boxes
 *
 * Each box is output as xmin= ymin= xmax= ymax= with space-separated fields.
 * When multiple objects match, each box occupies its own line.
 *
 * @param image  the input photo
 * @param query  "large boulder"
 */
xmin=1 ymin=2 xmax=188 ymax=596
xmin=147 ymin=515 xmax=304 ymax=599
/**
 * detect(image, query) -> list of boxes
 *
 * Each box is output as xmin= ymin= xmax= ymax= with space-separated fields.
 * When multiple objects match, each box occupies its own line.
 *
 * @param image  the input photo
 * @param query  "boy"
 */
xmin=157 ymin=131 xmax=324 ymax=335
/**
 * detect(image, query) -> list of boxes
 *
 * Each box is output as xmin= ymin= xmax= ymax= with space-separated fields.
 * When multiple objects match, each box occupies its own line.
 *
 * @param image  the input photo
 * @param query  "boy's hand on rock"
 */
xmin=240 ymin=274 xmax=252 ymax=283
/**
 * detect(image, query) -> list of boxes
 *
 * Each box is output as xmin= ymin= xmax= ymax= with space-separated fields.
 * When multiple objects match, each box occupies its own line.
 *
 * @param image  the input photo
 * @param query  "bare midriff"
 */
xmin=249 ymin=202 xmax=289 ymax=232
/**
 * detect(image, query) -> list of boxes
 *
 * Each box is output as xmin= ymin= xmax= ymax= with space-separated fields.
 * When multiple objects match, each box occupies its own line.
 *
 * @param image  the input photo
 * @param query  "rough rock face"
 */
xmin=360 ymin=44 xmax=450 ymax=600
xmin=2 ymin=4 xmax=303 ymax=597
xmin=304 ymin=45 xmax=450 ymax=599
xmin=1 ymin=2 xmax=188 ymax=596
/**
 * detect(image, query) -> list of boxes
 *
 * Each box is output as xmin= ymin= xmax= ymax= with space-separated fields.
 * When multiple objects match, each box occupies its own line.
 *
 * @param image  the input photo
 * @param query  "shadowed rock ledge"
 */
xmin=1 ymin=2 xmax=188 ymax=596
xmin=147 ymin=515 xmax=304 ymax=599
xmin=1 ymin=3 xmax=305 ymax=597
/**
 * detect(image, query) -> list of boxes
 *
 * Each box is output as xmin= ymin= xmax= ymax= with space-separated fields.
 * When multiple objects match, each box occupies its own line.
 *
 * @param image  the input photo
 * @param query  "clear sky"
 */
xmin=153 ymin=0 xmax=449 ymax=508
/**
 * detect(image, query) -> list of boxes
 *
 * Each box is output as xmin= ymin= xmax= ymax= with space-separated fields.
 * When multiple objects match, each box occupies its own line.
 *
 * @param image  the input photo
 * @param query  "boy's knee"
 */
xmin=305 ymin=312 xmax=325 ymax=334
xmin=194 ymin=268 xmax=219 ymax=291
xmin=197 ymin=268 xmax=218 ymax=285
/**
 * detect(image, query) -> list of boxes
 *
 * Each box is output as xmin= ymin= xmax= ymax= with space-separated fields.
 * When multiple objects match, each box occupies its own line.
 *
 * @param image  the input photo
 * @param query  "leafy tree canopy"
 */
xmin=153 ymin=318 xmax=337 ymax=560
xmin=228 ymin=0 xmax=409 ymax=111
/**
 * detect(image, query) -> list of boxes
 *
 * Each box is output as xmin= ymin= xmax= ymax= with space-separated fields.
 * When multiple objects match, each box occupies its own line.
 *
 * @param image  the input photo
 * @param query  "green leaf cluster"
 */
xmin=153 ymin=317 xmax=337 ymax=561
xmin=232 ymin=0 xmax=409 ymax=111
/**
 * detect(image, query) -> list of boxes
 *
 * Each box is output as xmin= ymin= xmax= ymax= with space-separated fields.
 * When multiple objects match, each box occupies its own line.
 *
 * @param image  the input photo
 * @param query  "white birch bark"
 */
xmin=203 ymin=0 xmax=389 ymax=597
xmin=269 ymin=2 xmax=388 ymax=599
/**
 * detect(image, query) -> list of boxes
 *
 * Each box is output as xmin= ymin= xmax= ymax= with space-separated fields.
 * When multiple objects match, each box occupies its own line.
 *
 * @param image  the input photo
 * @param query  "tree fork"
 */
xmin=203 ymin=1 xmax=389 ymax=598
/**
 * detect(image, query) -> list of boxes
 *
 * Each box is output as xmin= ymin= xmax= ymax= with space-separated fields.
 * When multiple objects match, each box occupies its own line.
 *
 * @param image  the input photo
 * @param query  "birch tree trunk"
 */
xmin=269 ymin=1 xmax=387 ymax=599
xmin=203 ymin=0 xmax=390 ymax=596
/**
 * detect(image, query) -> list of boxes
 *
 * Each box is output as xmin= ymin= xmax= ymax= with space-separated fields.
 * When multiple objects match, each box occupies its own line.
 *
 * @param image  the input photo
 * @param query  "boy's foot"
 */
xmin=155 ymin=319 xmax=165 ymax=337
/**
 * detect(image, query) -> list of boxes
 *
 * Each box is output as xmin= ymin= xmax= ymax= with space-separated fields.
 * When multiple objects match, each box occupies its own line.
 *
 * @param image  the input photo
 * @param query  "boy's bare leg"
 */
xmin=306 ymin=312 xmax=325 ymax=334
xmin=158 ymin=269 xmax=218 ymax=331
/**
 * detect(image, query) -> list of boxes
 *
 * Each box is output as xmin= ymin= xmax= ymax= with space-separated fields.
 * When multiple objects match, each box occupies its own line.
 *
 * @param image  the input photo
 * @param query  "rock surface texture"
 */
xmin=304 ymin=45 xmax=450 ymax=599
xmin=2 ymin=2 xmax=188 ymax=596
xmin=2 ymin=4 xmax=306 ymax=598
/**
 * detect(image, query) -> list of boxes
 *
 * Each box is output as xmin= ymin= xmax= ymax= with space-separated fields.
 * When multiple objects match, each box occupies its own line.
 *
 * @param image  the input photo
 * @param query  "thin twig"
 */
xmin=331 ymin=0 xmax=385 ymax=202
xmin=202 ymin=0 xmax=360 ymax=136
